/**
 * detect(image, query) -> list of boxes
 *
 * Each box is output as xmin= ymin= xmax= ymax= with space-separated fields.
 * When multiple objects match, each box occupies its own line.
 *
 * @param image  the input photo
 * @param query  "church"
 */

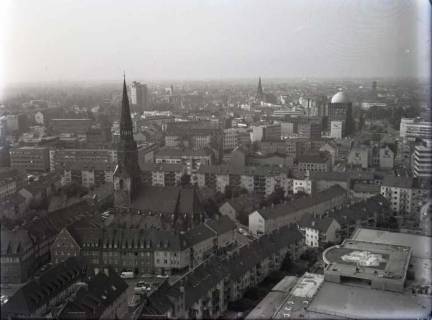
xmin=112 ymin=77 xmax=203 ymax=231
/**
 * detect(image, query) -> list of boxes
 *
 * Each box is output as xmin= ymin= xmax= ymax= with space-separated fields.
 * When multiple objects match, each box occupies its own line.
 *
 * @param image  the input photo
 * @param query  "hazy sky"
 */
xmin=1 ymin=0 xmax=430 ymax=84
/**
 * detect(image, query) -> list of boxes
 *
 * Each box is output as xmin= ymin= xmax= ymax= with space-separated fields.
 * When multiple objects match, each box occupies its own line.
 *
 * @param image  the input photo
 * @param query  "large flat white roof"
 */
xmin=308 ymin=282 xmax=431 ymax=319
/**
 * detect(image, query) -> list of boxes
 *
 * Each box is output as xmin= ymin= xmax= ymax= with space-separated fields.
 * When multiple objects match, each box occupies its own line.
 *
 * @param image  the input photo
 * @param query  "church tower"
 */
xmin=113 ymin=76 xmax=141 ymax=208
xmin=256 ymin=76 xmax=264 ymax=101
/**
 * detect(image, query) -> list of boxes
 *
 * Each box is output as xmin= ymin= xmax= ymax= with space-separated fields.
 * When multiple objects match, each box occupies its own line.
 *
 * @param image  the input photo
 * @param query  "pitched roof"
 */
xmin=296 ymin=152 xmax=330 ymax=164
xmin=140 ymin=225 xmax=304 ymax=316
xmin=59 ymin=267 xmax=128 ymax=319
xmin=1 ymin=257 xmax=87 ymax=317
xmin=257 ymin=185 xmax=347 ymax=220
xmin=328 ymin=194 xmax=391 ymax=226
xmin=204 ymin=215 xmax=236 ymax=234
xmin=299 ymin=215 xmax=338 ymax=233
xmin=181 ymin=224 xmax=215 ymax=246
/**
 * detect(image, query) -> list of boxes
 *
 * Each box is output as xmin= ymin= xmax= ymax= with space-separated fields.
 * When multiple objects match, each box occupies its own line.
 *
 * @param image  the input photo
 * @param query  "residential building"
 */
xmin=50 ymin=148 xmax=116 ymax=187
xmin=296 ymin=151 xmax=331 ymax=174
xmin=298 ymin=216 xmax=341 ymax=247
xmin=195 ymin=164 xmax=290 ymax=197
xmin=164 ymin=121 xmax=222 ymax=153
xmin=380 ymin=176 xmax=431 ymax=215
xmin=155 ymin=147 xmax=212 ymax=175
xmin=248 ymin=185 xmax=347 ymax=236
xmin=328 ymin=194 xmax=391 ymax=239
xmin=1 ymin=257 xmax=88 ymax=319
xmin=1 ymin=200 xmax=96 ymax=283
xmin=58 ymin=267 xmax=128 ymax=320
xmin=51 ymin=216 xmax=236 ymax=276
xmin=138 ymin=225 xmax=304 ymax=319
xmin=141 ymin=162 xmax=186 ymax=187
xmin=218 ymin=194 xmax=261 ymax=223
xmin=293 ymin=177 xmax=313 ymax=195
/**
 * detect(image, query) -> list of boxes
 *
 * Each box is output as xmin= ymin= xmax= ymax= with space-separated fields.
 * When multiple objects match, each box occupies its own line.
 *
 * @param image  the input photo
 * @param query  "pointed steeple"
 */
xmin=256 ymin=76 xmax=264 ymax=101
xmin=120 ymin=75 xmax=134 ymax=141
xmin=113 ymin=75 xmax=141 ymax=207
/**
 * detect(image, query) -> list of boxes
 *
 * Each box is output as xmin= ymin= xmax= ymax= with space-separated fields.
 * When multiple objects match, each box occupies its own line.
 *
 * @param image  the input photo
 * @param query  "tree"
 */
xmin=280 ymin=253 xmax=291 ymax=272
xmin=376 ymin=215 xmax=399 ymax=231
xmin=266 ymin=186 xmax=285 ymax=205
xmin=179 ymin=174 xmax=191 ymax=187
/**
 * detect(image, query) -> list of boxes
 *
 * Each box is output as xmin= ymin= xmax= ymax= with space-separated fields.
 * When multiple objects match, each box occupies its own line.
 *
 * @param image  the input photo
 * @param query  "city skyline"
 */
xmin=1 ymin=0 xmax=430 ymax=86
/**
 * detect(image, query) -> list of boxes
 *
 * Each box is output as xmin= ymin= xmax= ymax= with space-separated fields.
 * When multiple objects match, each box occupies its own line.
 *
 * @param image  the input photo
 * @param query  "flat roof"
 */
xmin=307 ymin=281 xmax=432 ymax=319
xmin=351 ymin=228 xmax=432 ymax=260
xmin=246 ymin=276 xmax=297 ymax=319
xmin=351 ymin=228 xmax=432 ymax=286
xmin=323 ymin=240 xmax=411 ymax=282
xmin=272 ymin=273 xmax=324 ymax=319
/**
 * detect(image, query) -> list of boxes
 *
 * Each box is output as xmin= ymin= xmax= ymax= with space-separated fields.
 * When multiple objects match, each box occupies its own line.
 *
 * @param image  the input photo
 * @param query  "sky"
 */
xmin=0 ymin=0 xmax=430 ymax=85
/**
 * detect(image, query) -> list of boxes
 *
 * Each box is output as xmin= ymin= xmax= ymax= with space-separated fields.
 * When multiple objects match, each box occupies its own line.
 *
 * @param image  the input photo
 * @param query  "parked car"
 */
xmin=120 ymin=271 xmax=135 ymax=279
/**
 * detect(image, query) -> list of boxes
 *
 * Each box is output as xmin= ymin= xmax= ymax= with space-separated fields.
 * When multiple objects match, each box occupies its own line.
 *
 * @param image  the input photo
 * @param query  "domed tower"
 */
xmin=327 ymin=90 xmax=354 ymax=137
xmin=113 ymin=76 xmax=141 ymax=208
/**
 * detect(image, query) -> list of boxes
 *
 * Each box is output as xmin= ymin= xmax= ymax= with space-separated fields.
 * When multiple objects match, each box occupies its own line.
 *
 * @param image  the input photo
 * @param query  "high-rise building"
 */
xmin=400 ymin=117 xmax=432 ymax=141
xmin=413 ymin=139 xmax=432 ymax=178
xmin=326 ymin=91 xmax=354 ymax=136
xmin=130 ymin=81 xmax=149 ymax=113
xmin=297 ymin=119 xmax=321 ymax=140
xmin=372 ymin=80 xmax=377 ymax=97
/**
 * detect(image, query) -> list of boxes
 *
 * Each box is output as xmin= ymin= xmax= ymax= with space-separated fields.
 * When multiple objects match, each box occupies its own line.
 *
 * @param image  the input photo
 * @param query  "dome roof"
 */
xmin=331 ymin=91 xmax=350 ymax=104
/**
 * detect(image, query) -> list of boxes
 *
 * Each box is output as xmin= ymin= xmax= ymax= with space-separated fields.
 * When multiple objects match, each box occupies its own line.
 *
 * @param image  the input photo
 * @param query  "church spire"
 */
xmin=256 ymin=76 xmax=264 ymax=101
xmin=120 ymin=75 xmax=134 ymax=140
xmin=113 ymin=75 xmax=141 ymax=208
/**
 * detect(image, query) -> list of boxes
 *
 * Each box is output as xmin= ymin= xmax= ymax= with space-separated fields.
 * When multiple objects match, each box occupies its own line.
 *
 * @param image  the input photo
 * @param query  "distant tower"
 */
xmin=170 ymin=84 xmax=174 ymax=95
xmin=113 ymin=76 xmax=141 ymax=208
xmin=256 ymin=77 xmax=264 ymax=101
xmin=372 ymin=80 xmax=378 ymax=98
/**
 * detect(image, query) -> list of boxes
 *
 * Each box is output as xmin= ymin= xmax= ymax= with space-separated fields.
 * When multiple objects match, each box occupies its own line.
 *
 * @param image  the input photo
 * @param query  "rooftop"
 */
xmin=307 ymin=281 xmax=431 ymax=319
xmin=323 ymin=240 xmax=411 ymax=284
xmin=257 ymin=185 xmax=346 ymax=220
xmin=245 ymin=276 xmax=298 ymax=320
xmin=351 ymin=228 xmax=432 ymax=287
